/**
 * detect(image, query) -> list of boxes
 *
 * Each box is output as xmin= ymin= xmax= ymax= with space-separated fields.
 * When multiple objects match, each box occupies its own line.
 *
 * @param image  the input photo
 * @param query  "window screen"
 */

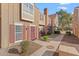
xmin=15 ymin=25 xmax=23 ymax=41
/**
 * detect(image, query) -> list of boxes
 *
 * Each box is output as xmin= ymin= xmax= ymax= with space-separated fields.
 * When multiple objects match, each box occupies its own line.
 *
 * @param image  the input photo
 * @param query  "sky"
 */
xmin=36 ymin=3 xmax=79 ymax=15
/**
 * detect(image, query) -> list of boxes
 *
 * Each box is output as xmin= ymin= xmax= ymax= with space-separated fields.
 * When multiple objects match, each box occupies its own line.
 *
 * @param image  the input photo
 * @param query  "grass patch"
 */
xmin=40 ymin=35 xmax=48 ymax=41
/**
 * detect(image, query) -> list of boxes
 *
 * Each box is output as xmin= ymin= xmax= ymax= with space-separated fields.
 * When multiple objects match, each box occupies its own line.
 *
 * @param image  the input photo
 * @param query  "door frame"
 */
xmin=30 ymin=24 xmax=36 ymax=41
xmin=0 ymin=4 xmax=1 ymax=48
xmin=0 ymin=17 xmax=1 ymax=48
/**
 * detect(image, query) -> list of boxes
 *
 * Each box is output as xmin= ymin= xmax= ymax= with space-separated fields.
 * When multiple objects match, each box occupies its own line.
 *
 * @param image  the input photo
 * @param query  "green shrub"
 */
xmin=20 ymin=40 xmax=30 ymax=55
xmin=42 ymin=35 xmax=48 ymax=41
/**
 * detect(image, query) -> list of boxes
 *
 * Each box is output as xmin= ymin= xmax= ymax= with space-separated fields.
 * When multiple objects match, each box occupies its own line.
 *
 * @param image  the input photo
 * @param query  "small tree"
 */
xmin=20 ymin=40 xmax=30 ymax=55
xmin=56 ymin=9 xmax=72 ymax=31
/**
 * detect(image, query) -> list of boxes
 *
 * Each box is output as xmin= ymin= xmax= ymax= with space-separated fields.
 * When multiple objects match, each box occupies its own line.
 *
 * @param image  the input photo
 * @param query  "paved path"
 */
xmin=30 ymin=34 xmax=64 ymax=56
xmin=59 ymin=34 xmax=79 ymax=56
xmin=0 ymin=34 xmax=63 ymax=56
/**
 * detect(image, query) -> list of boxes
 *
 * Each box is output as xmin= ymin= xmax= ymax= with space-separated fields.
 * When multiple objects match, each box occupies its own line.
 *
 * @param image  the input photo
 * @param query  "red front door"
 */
xmin=31 ymin=26 xmax=36 ymax=41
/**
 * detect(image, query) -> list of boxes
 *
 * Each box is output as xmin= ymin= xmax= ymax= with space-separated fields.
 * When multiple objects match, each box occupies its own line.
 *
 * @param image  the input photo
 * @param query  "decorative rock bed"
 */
xmin=8 ymin=42 xmax=41 ymax=56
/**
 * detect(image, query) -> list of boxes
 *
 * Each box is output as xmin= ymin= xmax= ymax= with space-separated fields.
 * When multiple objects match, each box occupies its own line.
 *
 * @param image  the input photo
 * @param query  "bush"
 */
xmin=40 ymin=31 xmax=45 ymax=36
xmin=20 ymin=40 xmax=30 ymax=55
xmin=42 ymin=35 xmax=48 ymax=41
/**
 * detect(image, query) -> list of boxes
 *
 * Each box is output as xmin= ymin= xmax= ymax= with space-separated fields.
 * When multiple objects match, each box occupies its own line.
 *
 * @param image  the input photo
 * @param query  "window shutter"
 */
xmin=27 ymin=26 xmax=29 ymax=40
xmin=35 ymin=26 xmax=37 ymax=39
xmin=9 ymin=24 xmax=15 ymax=43
xmin=23 ymin=25 xmax=25 ymax=40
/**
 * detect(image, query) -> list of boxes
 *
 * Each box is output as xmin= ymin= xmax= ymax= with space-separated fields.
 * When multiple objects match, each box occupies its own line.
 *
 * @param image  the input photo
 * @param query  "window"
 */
xmin=21 ymin=3 xmax=34 ymax=21
xmin=22 ymin=3 xmax=33 ymax=14
xmin=28 ymin=3 xmax=33 ymax=14
xmin=15 ymin=25 xmax=23 ymax=41
xmin=23 ymin=3 xmax=28 ymax=12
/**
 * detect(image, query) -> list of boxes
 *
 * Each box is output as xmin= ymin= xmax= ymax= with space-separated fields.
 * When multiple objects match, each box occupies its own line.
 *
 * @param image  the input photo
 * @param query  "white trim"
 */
xmin=22 ymin=18 xmax=34 ymax=22
xmin=29 ymin=24 xmax=36 ymax=26
xmin=14 ymin=22 xmax=23 ymax=25
xmin=15 ymin=40 xmax=23 ymax=43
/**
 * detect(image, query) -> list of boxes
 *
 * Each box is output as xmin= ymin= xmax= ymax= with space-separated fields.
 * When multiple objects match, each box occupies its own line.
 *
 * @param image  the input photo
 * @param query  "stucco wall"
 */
xmin=1 ymin=4 xmax=9 ymax=48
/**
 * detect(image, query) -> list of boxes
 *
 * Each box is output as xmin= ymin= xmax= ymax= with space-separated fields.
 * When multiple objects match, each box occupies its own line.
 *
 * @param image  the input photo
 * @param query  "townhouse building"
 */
xmin=44 ymin=8 xmax=49 ymax=34
xmin=0 ymin=3 xmax=52 ymax=48
xmin=39 ymin=12 xmax=45 ymax=36
xmin=34 ymin=6 xmax=40 ymax=39
xmin=49 ymin=14 xmax=59 ymax=32
xmin=47 ymin=16 xmax=52 ymax=34
xmin=48 ymin=16 xmax=52 ymax=27
xmin=0 ymin=3 xmax=39 ymax=48
xmin=38 ymin=8 xmax=50 ymax=36
xmin=72 ymin=6 xmax=79 ymax=38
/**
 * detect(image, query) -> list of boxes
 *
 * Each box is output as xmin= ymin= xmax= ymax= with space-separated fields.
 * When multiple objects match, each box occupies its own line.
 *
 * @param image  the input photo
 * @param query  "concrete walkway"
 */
xmin=30 ymin=34 xmax=64 ymax=56
xmin=59 ymin=35 xmax=79 ymax=56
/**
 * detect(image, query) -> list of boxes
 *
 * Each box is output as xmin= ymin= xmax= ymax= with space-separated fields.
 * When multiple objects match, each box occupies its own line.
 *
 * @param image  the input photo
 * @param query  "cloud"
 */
xmin=58 ymin=3 xmax=70 ymax=5
xmin=71 ymin=12 xmax=74 ymax=14
xmin=58 ymin=6 xmax=67 ymax=10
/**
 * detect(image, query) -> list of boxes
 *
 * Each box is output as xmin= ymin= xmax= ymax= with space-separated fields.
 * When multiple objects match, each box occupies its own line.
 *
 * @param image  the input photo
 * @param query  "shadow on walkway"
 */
xmin=61 ymin=34 xmax=79 ymax=44
xmin=58 ymin=34 xmax=79 ymax=56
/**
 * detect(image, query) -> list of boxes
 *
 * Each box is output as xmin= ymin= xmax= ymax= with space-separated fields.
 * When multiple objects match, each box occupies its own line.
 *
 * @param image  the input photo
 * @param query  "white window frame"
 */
xmin=14 ymin=23 xmax=23 ymax=43
xmin=21 ymin=3 xmax=34 ymax=22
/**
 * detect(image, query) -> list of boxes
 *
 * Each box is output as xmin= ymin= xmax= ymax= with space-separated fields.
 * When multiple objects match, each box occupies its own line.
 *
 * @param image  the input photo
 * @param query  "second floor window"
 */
xmin=40 ymin=13 xmax=44 ymax=20
xmin=23 ymin=3 xmax=34 ymax=15
xmin=28 ymin=3 xmax=33 ymax=14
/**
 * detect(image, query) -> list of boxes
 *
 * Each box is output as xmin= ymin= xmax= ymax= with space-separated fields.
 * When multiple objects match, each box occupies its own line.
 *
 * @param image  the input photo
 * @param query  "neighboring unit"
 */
xmin=72 ymin=6 xmax=79 ymax=38
xmin=44 ymin=8 xmax=49 ymax=34
xmin=49 ymin=14 xmax=59 ymax=32
xmin=39 ymin=12 xmax=45 ymax=37
xmin=34 ymin=6 xmax=41 ymax=39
